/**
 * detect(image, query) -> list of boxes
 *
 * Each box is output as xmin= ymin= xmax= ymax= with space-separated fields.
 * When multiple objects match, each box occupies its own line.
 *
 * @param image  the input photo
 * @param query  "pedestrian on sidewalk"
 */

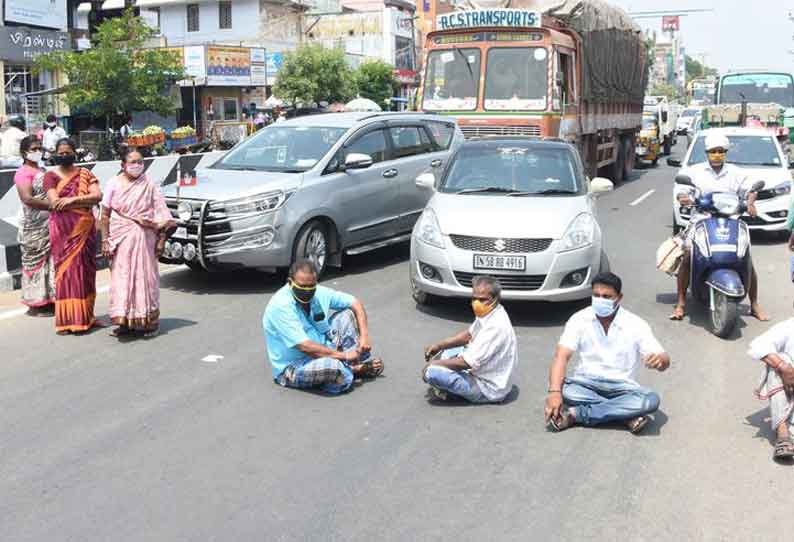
xmin=263 ymin=259 xmax=384 ymax=395
xmin=422 ymin=275 xmax=518 ymax=403
xmin=1 ymin=117 xmax=27 ymax=169
xmin=14 ymin=136 xmax=55 ymax=315
xmin=100 ymin=148 xmax=175 ymax=338
xmin=545 ymin=272 xmax=670 ymax=434
xmin=43 ymin=138 xmax=103 ymax=334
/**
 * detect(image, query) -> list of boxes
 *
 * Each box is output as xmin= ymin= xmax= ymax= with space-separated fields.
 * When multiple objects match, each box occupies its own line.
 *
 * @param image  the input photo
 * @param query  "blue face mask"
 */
xmin=592 ymin=296 xmax=618 ymax=318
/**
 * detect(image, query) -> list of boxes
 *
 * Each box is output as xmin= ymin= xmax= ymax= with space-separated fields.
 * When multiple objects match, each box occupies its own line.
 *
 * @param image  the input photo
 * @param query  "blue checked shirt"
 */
xmin=263 ymin=284 xmax=355 ymax=379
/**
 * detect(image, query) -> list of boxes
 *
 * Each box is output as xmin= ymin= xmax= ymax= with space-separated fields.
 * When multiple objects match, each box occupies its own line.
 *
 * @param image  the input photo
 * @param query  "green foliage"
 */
xmin=353 ymin=60 xmax=397 ymax=106
xmin=273 ymin=44 xmax=354 ymax=105
xmin=35 ymin=9 xmax=184 ymax=121
xmin=650 ymin=84 xmax=679 ymax=101
xmin=685 ymin=55 xmax=718 ymax=79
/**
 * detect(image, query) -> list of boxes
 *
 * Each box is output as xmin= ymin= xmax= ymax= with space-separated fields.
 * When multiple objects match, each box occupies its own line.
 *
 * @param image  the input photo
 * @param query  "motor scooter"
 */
xmin=675 ymin=174 xmax=765 ymax=338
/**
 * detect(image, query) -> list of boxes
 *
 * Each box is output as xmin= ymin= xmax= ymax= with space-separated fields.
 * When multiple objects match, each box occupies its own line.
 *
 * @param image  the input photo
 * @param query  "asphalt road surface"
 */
xmin=2 ymin=142 xmax=793 ymax=541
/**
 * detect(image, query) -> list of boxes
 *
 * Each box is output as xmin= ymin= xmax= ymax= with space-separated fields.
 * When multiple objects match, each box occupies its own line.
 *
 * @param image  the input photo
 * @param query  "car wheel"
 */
xmin=294 ymin=220 xmax=328 ymax=277
xmin=411 ymin=278 xmax=435 ymax=306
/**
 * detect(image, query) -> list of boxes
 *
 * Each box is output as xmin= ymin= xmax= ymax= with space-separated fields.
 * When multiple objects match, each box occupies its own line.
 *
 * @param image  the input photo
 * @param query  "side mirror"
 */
xmin=344 ymin=153 xmax=373 ymax=170
xmin=415 ymin=172 xmax=435 ymax=190
xmin=667 ymin=157 xmax=682 ymax=167
xmin=749 ymin=180 xmax=766 ymax=192
xmin=674 ymin=174 xmax=694 ymax=186
xmin=589 ymin=177 xmax=614 ymax=195
xmin=662 ymin=112 xmax=668 ymax=123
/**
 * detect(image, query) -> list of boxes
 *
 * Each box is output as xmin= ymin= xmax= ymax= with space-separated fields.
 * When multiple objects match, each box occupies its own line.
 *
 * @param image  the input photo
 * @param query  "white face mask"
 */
xmin=26 ymin=151 xmax=42 ymax=163
xmin=46 ymin=122 xmax=56 ymax=128
xmin=126 ymin=163 xmax=145 ymax=178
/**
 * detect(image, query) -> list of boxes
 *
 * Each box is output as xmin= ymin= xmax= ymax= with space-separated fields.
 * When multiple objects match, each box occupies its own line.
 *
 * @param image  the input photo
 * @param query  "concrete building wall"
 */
xmin=159 ymin=0 xmax=261 ymax=46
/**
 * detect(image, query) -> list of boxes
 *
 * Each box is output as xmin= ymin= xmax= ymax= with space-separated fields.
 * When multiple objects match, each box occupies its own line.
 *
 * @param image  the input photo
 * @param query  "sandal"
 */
xmin=669 ymin=306 xmax=685 ymax=321
xmin=773 ymin=437 xmax=794 ymax=460
xmin=143 ymin=327 xmax=160 ymax=339
xmin=109 ymin=326 xmax=130 ymax=338
xmin=626 ymin=415 xmax=649 ymax=434
xmin=358 ymin=358 xmax=384 ymax=378
xmin=548 ymin=409 xmax=575 ymax=432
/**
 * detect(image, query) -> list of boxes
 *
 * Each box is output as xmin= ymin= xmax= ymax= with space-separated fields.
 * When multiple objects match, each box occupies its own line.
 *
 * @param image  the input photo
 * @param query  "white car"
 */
xmin=669 ymin=127 xmax=793 ymax=233
xmin=676 ymin=107 xmax=702 ymax=135
xmin=410 ymin=138 xmax=613 ymax=304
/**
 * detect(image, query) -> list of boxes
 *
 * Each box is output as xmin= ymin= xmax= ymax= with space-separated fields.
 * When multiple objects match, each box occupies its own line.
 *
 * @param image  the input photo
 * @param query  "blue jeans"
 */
xmin=424 ymin=346 xmax=489 ymax=403
xmin=562 ymin=376 xmax=660 ymax=426
xmin=277 ymin=310 xmax=368 ymax=395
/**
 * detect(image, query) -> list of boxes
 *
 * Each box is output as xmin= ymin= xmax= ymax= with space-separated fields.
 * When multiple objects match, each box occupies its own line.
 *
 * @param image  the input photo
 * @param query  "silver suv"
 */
xmin=160 ymin=112 xmax=463 ymax=275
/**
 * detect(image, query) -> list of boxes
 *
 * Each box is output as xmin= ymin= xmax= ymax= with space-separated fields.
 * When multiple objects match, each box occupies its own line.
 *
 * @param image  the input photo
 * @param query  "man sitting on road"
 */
xmin=748 ymin=318 xmax=794 ymax=460
xmin=423 ymin=276 xmax=517 ymax=403
xmin=670 ymin=132 xmax=769 ymax=322
xmin=545 ymin=272 xmax=670 ymax=434
xmin=263 ymin=260 xmax=384 ymax=394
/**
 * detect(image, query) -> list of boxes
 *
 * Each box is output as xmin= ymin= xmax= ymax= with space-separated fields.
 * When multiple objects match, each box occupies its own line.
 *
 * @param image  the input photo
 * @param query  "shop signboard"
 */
xmin=207 ymin=46 xmax=251 ymax=86
xmin=0 ymin=27 xmax=70 ymax=62
xmin=250 ymin=48 xmax=266 ymax=64
xmin=266 ymin=52 xmax=283 ymax=79
xmin=184 ymin=45 xmax=206 ymax=79
xmin=251 ymin=64 xmax=267 ymax=86
xmin=5 ymin=0 xmax=67 ymax=30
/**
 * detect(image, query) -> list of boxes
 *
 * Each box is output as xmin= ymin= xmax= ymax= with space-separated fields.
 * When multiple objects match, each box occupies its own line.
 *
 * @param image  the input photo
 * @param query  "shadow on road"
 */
xmin=161 ymin=267 xmax=285 ymax=296
xmin=745 ymin=407 xmax=776 ymax=447
xmin=543 ymin=409 xmax=669 ymax=436
xmin=424 ymin=384 xmax=521 ymax=407
xmin=417 ymin=297 xmax=588 ymax=328
xmin=654 ymin=292 xmax=749 ymax=341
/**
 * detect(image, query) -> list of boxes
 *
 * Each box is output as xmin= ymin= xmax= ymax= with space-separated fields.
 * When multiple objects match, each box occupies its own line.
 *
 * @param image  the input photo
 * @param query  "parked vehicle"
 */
xmin=643 ymin=95 xmax=678 ymax=155
xmin=418 ymin=0 xmax=647 ymax=183
xmin=409 ymin=137 xmax=613 ymax=304
xmin=668 ymin=127 xmax=793 ymax=234
xmin=160 ymin=112 xmax=463 ymax=275
xmin=673 ymin=173 xmax=764 ymax=338
xmin=677 ymin=107 xmax=702 ymax=135
xmin=636 ymin=112 xmax=661 ymax=166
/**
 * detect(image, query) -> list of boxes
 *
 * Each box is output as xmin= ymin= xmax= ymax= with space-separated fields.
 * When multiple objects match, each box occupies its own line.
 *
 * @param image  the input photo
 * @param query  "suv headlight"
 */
xmin=737 ymin=221 xmax=750 ymax=257
xmin=774 ymin=182 xmax=792 ymax=196
xmin=559 ymin=213 xmax=596 ymax=252
xmin=415 ymin=208 xmax=445 ymax=249
xmin=177 ymin=201 xmax=193 ymax=222
xmin=221 ymin=190 xmax=292 ymax=215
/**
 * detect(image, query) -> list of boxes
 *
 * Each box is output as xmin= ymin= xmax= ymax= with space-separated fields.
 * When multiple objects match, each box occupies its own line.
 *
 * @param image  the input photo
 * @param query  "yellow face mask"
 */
xmin=289 ymin=279 xmax=316 ymax=304
xmin=471 ymin=298 xmax=497 ymax=318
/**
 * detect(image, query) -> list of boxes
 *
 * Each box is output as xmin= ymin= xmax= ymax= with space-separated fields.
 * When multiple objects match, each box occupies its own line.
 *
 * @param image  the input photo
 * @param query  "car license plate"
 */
xmin=473 ymin=254 xmax=526 ymax=271
xmin=173 ymin=226 xmax=188 ymax=239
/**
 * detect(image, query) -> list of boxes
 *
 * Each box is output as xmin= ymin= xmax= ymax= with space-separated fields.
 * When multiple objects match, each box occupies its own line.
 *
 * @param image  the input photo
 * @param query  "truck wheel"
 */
xmin=663 ymin=136 xmax=671 ymax=156
xmin=622 ymin=137 xmax=634 ymax=180
xmin=609 ymin=140 xmax=626 ymax=183
xmin=294 ymin=220 xmax=328 ymax=277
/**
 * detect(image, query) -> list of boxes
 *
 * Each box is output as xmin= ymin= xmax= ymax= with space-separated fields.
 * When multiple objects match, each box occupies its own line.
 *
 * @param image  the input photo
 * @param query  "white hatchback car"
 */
xmin=669 ymin=127 xmax=793 ymax=233
xmin=409 ymin=138 xmax=613 ymax=303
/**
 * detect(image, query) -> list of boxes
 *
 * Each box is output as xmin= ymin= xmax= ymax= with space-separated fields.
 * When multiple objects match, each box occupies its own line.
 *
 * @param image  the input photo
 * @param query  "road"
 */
xmin=1 ymin=143 xmax=793 ymax=541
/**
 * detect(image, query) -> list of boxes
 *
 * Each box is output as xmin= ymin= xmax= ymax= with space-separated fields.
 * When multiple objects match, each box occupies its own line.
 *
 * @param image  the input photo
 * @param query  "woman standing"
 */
xmin=14 ymin=136 xmax=54 ymax=315
xmin=101 ymin=149 xmax=174 ymax=338
xmin=43 ymin=138 xmax=102 ymax=334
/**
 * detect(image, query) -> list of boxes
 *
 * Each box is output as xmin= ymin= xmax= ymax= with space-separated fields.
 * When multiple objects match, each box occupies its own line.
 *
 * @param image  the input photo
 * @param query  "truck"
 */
xmin=643 ymin=95 xmax=678 ymax=155
xmin=688 ymin=77 xmax=716 ymax=106
xmin=418 ymin=0 xmax=648 ymax=183
xmin=702 ymin=71 xmax=794 ymax=160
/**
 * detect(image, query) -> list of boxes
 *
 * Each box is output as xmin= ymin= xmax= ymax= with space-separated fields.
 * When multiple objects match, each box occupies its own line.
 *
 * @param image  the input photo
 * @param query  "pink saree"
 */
xmin=105 ymin=174 xmax=174 ymax=331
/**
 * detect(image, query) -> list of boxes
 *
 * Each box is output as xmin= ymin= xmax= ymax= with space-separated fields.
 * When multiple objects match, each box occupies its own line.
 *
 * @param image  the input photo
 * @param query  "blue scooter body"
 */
xmin=690 ymin=212 xmax=751 ymax=305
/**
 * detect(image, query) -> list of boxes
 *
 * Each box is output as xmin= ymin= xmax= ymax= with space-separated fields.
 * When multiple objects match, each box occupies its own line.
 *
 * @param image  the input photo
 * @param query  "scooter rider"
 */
xmin=670 ymin=132 xmax=769 ymax=322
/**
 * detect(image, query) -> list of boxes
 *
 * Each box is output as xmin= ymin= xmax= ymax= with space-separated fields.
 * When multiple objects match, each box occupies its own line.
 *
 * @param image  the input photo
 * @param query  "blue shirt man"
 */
xmin=262 ymin=260 xmax=384 ymax=394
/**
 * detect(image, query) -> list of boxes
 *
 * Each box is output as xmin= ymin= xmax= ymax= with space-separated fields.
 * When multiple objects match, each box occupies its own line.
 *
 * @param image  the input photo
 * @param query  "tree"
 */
xmin=36 ymin=9 xmax=183 ymax=135
xmin=685 ymin=55 xmax=718 ymax=79
xmin=650 ymin=84 xmax=679 ymax=101
xmin=353 ymin=60 xmax=397 ymax=107
xmin=273 ymin=44 xmax=354 ymax=105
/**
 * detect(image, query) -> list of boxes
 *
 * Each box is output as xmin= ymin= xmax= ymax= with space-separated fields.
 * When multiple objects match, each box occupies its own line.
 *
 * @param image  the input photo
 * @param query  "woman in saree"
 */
xmin=101 ymin=148 xmax=175 ymax=338
xmin=15 ymin=136 xmax=54 ymax=315
xmin=43 ymin=138 xmax=103 ymax=334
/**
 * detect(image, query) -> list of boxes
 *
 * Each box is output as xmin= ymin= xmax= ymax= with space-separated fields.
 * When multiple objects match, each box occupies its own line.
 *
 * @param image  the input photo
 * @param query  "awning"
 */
xmin=22 ymin=86 xmax=70 ymax=97
xmin=102 ymin=0 xmax=125 ymax=10
xmin=77 ymin=2 xmax=92 ymax=14
xmin=135 ymin=0 xmax=191 ymax=7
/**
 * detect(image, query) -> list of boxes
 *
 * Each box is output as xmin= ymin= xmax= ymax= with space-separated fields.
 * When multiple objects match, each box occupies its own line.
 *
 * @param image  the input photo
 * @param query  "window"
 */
xmin=484 ymin=48 xmax=548 ymax=111
xmin=187 ymin=4 xmax=200 ymax=32
xmin=557 ymin=51 xmax=576 ymax=106
xmin=395 ymin=36 xmax=414 ymax=71
xmin=219 ymin=1 xmax=232 ymax=30
xmin=422 ymin=49 xmax=480 ymax=111
xmin=425 ymin=122 xmax=455 ymax=150
xmin=346 ymin=130 xmax=387 ymax=164
xmin=389 ymin=127 xmax=431 ymax=158
xmin=223 ymin=98 xmax=238 ymax=121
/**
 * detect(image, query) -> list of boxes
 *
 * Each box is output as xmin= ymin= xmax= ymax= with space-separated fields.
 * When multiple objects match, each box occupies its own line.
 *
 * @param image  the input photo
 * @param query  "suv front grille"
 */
xmin=460 ymin=125 xmax=541 ymax=138
xmin=454 ymin=271 xmax=546 ymax=291
xmin=450 ymin=235 xmax=552 ymax=253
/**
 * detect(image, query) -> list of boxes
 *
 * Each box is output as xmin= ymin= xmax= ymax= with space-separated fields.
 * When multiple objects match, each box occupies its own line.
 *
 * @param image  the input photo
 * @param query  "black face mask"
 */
xmin=54 ymin=154 xmax=76 ymax=167
xmin=290 ymin=281 xmax=316 ymax=305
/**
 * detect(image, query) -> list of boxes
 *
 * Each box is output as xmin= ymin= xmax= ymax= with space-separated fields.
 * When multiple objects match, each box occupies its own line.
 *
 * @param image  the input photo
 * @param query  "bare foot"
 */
xmin=669 ymin=305 xmax=685 ymax=321
xmin=751 ymin=304 xmax=770 ymax=322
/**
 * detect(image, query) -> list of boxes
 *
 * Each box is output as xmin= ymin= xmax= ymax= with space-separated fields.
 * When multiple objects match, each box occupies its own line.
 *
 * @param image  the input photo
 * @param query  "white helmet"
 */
xmin=704 ymin=133 xmax=730 ymax=151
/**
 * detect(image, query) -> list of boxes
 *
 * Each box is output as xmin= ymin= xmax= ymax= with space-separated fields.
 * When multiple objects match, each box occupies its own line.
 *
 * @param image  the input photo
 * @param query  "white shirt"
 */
xmin=748 ymin=318 xmax=794 ymax=362
xmin=42 ymin=125 xmax=68 ymax=151
xmin=559 ymin=306 xmax=664 ymax=383
xmin=1 ymin=127 xmax=26 ymax=159
xmin=463 ymin=304 xmax=518 ymax=401
xmin=675 ymin=162 xmax=750 ymax=200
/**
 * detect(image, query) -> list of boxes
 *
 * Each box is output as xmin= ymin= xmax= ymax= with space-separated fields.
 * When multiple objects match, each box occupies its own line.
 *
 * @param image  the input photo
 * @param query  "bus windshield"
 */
xmin=422 ymin=48 xmax=481 ymax=111
xmin=484 ymin=47 xmax=547 ymax=110
xmin=718 ymin=73 xmax=794 ymax=107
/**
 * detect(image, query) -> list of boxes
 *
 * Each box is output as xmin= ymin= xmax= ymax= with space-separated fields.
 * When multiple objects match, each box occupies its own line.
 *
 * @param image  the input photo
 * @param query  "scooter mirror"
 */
xmin=674 ymin=174 xmax=694 ymax=186
xmin=749 ymin=180 xmax=765 ymax=192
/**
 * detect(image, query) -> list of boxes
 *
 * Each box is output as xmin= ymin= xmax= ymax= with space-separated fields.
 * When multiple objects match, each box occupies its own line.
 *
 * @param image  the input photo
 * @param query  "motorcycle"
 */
xmin=675 ymin=174 xmax=764 ymax=338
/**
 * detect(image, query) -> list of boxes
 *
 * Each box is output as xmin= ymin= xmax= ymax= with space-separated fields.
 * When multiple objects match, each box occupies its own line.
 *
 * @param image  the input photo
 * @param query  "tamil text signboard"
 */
xmin=0 ymin=27 xmax=70 ymax=62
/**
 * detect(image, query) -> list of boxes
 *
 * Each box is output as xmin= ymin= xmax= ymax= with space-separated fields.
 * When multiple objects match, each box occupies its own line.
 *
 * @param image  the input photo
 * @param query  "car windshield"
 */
xmin=718 ymin=73 xmax=794 ymax=107
xmin=681 ymin=109 xmax=699 ymax=118
xmin=422 ymin=48 xmax=481 ymax=111
xmin=687 ymin=134 xmax=782 ymax=167
xmin=440 ymin=145 xmax=580 ymax=195
xmin=484 ymin=48 xmax=548 ymax=110
xmin=216 ymin=125 xmax=347 ymax=172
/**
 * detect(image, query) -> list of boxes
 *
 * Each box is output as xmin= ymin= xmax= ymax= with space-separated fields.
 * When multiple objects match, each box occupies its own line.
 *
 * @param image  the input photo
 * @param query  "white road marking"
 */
xmin=0 ymin=266 xmax=183 ymax=322
xmin=202 ymin=355 xmax=223 ymax=363
xmin=630 ymin=189 xmax=656 ymax=206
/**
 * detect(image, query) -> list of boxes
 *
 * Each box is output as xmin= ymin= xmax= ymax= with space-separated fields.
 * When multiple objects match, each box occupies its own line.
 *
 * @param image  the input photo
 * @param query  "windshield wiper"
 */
xmin=533 ymin=189 xmax=577 ymax=195
xmin=220 ymin=165 xmax=259 ymax=171
xmin=455 ymin=187 xmax=522 ymax=195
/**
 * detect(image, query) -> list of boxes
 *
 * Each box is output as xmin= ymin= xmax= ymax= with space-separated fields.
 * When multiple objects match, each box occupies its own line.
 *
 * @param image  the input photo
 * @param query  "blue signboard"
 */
xmin=266 ymin=52 xmax=283 ymax=78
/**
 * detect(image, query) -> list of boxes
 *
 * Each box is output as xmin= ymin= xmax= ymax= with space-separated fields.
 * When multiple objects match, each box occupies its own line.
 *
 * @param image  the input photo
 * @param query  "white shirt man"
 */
xmin=675 ymin=161 xmax=751 ymax=226
xmin=423 ymin=277 xmax=517 ymax=403
xmin=0 ymin=125 xmax=26 ymax=167
xmin=42 ymin=122 xmax=68 ymax=152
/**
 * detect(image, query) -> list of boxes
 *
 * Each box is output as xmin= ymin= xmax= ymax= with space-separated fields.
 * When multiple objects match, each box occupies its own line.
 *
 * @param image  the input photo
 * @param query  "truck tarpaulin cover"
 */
xmin=529 ymin=0 xmax=647 ymax=105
